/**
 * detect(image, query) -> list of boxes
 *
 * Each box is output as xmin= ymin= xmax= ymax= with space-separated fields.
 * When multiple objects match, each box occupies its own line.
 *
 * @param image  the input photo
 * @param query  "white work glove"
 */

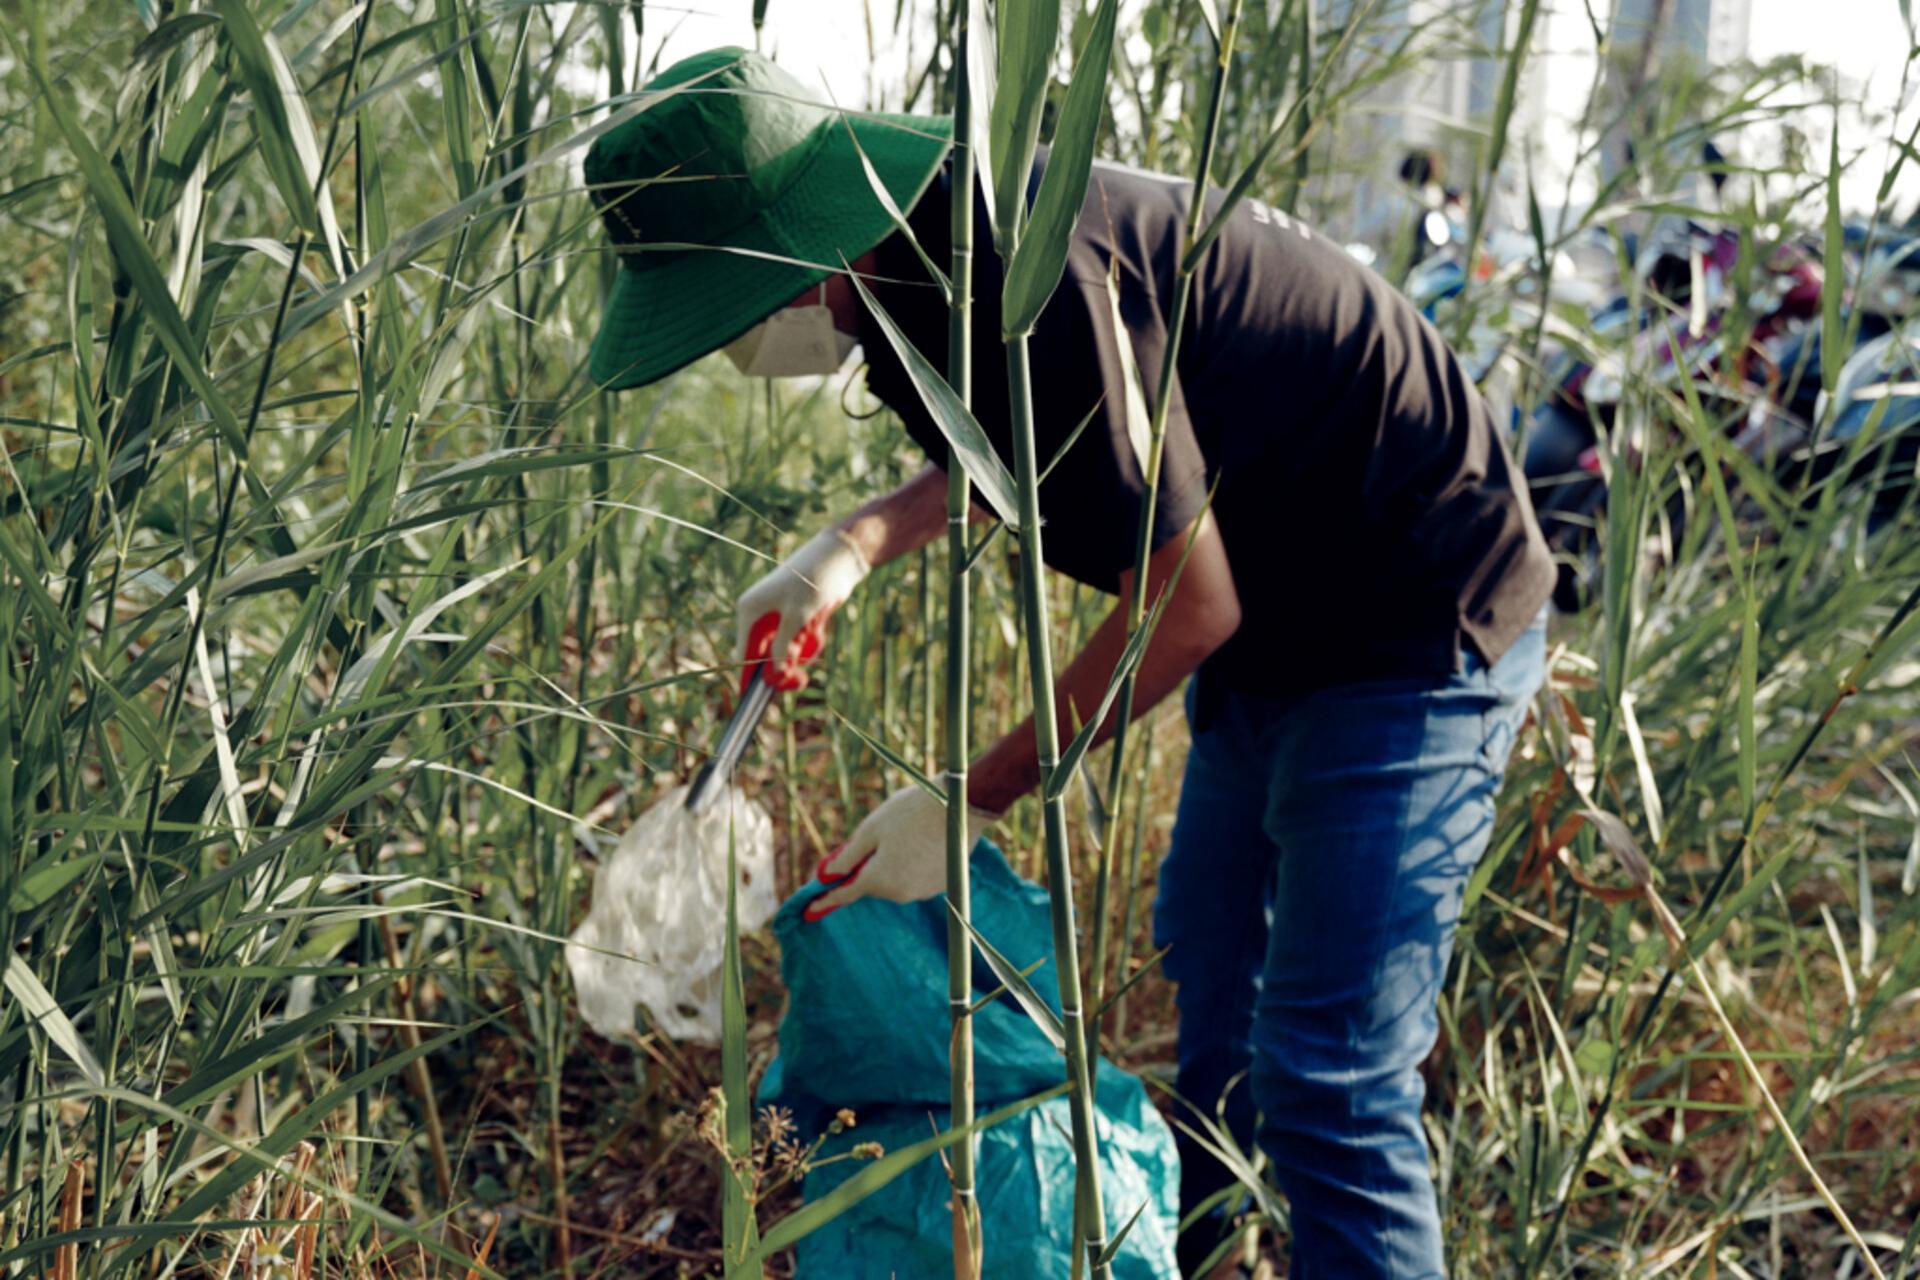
xmin=804 ymin=785 xmax=1000 ymax=922
xmin=735 ymin=526 xmax=871 ymax=693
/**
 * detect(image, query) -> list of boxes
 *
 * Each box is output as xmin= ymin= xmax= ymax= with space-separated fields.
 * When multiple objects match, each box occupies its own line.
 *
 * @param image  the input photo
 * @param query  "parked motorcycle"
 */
xmin=1520 ymin=221 xmax=1827 ymax=607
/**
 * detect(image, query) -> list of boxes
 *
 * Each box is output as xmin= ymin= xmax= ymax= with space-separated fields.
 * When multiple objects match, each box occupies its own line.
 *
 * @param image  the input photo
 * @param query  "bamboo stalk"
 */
xmin=294 ymin=1190 xmax=320 ymax=1278
xmin=1454 ymin=0 xmax=1542 ymax=347
xmin=1004 ymin=337 xmax=1112 ymax=1276
xmin=376 ymin=914 xmax=453 ymax=1203
xmin=720 ymin=810 xmax=763 ymax=1278
xmin=944 ymin=6 xmax=982 ymax=1276
xmin=1281 ymin=0 xmax=1315 ymax=213
xmin=979 ymin=3 xmax=1126 ymax=1270
xmin=346 ymin=2 xmax=379 ymax=1212
xmin=53 ymin=1158 xmax=82 ymax=1280
xmin=1091 ymin=0 xmax=1243 ymax=1014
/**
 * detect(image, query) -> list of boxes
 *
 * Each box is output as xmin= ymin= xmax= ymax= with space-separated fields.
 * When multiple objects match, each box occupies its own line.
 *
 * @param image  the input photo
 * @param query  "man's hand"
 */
xmin=734 ymin=527 xmax=871 ymax=693
xmin=733 ymin=465 xmax=964 ymax=694
xmin=803 ymin=786 xmax=1000 ymax=921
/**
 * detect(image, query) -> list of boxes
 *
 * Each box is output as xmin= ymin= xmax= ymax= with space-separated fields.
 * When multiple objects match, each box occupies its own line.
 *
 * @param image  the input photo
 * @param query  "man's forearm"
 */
xmin=966 ymin=514 xmax=1240 ymax=815
xmin=836 ymin=462 xmax=981 ymax=568
xmin=966 ymin=598 xmax=1214 ymax=814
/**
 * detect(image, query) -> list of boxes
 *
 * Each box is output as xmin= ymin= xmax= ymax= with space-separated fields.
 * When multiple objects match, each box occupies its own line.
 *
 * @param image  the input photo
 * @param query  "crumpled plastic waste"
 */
xmin=567 ymin=782 xmax=777 ymax=1044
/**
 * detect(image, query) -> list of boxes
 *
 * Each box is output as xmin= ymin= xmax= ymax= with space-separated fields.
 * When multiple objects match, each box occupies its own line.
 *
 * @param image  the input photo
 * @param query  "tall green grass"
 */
xmin=1 ymin=1 xmax=1917 ymax=1276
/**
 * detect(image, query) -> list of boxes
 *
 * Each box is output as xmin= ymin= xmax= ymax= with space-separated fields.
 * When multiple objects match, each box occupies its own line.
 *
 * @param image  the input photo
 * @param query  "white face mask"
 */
xmin=723 ymin=288 xmax=858 ymax=378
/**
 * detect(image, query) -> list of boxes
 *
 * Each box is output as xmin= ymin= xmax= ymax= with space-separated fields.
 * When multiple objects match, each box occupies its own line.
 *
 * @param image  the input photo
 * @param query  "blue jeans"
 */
xmin=1155 ymin=616 xmax=1545 ymax=1278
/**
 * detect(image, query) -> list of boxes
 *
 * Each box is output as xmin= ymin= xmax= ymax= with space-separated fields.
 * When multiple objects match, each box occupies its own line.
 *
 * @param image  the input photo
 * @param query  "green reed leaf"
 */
xmin=1003 ymin=0 xmax=1119 ymax=337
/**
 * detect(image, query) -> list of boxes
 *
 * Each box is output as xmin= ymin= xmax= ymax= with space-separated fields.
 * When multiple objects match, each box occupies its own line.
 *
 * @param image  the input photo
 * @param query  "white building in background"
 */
xmin=1706 ymin=0 xmax=1755 ymax=66
xmin=1610 ymin=0 xmax=1754 ymax=66
xmin=1323 ymin=0 xmax=1548 ymax=246
xmin=1329 ymin=0 xmax=1753 ymax=246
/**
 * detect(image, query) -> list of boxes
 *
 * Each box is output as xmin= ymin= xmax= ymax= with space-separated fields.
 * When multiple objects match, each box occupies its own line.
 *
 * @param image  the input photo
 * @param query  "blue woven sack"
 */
xmin=759 ymin=838 xmax=1179 ymax=1278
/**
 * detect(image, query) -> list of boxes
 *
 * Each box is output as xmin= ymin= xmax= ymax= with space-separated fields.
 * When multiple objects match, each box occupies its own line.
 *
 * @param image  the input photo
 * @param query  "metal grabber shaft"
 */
xmin=685 ymin=669 xmax=777 ymax=814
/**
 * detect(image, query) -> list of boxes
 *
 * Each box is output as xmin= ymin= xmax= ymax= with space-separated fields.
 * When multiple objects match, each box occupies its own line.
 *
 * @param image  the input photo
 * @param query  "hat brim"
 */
xmin=589 ymin=110 xmax=953 ymax=391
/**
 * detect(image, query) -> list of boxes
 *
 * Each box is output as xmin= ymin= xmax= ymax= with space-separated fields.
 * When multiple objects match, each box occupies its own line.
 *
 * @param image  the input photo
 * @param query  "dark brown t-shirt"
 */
xmin=859 ymin=153 xmax=1554 ymax=698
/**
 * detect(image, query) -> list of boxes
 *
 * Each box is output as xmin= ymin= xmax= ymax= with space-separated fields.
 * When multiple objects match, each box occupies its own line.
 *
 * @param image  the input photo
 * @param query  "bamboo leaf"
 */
xmin=1103 ymin=267 xmax=1153 ymax=475
xmin=947 ymin=903 xmax=1066 ymax=1052
xmin=1739 ymin=586 xmax=1758 ymax=823
xmin=967 ymin=954 xmax=1050 ymax=1016
xmin=1094 ymin=944 xmax=1170 ymax=1022
xmin=1194 ymin=0 xmax=1223 ymax=42
xmin=830 ymin=708 xmax=947 ymax=804
xmin=188 ymin=587 xmax=251 ymax=846
xmin=1584 ymin=806 xmax=1655 ymax=893
xmin=986 ymin=0 xmax=1059 ymax=245
xmin=0 ymin=654 xmax=11 ymax=872
xmin=1077 ymin=755 xmax=1109 ymax=851
xmin=336 ymin=562 xmax=519 ymax=704
xmin=213 ymin=0 xmax=345 ymax=272
xmin=133 ymin=870 xmax=186 ymax=1022
xmin=284 ymin=509 xmax=620 ymax=830
xmin=965 ymin=0 xmax=999 ymax=245
xmin=1820 ymin=107 xmax=1845 ymax=415
xmin=8 ymin=849 xmax=98 ymax=915
xmin=132 ymin=12 xmax=223 ymax=69
xmin=48 ymin=1083 xmax=503 ymax=1278
xmin=1094 ymin=1199 xmax=1149 ymax=1267
xmin=216 ymin=0 xmax=318 ymax=234
xmin=846 ymin=266 xmax=1021 ymax=527
xmin=836 ymin=109 xmax=950 ymax=301
xmin=10 ymin=26 xmax=250 ymax=455
xmin=433 ymin=0 xmax=478 ymax=196
xmin=1888 ymin=761 xmax=1920 ymax=896
xmin=284 ymin=73 xmax=704 ymax=339
xmin=1690 ymin=843 xmax=1802 ymax=958
xmin=1181 ymin=0 xmax=1383 ymax=274
xmin=1616 ymin=691 xmax=1664 ymax=848
xmin=1003 ymin=0 xmax=1119 ymax=337
xmin=960 ymin=519 xmax=1005 ymax=573
xmin=167 ymin=1021 xmax=485 ymax=1225
xmin=1039 ymin=399 xmax=1106 ymax=485
xmin=0 ymin=1221 xmax=331 ymax=1269
xmin=3 ymin=957 xmax=104 ymax=1087
xmin=0 ymin=174 xmax=66 ymax=214
xmin=1047 ymin=580 xmax=1171 ymax=800
xmin=160 ymin=972 xmax=403 ymax=1110
xmin=1456 ymin=0 xmax=1540 ymax=307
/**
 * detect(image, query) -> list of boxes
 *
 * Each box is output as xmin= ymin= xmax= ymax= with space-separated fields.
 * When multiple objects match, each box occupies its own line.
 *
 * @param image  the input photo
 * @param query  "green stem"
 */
xmin=1005 ymin=336 xmax=1111 ymax=1277
xmin=1111 ymin=729 xmax=1157 ymax=1042
xmin=944 ymin=9 xmax=981 ymax=1273
xmin=1092 ymin=0 xmax=1242 ymax=1012
xmin=1281 ymin=0 xmax=1315 ymax=212
xmin=1454 ymin=0 xmax=1542 ymax=347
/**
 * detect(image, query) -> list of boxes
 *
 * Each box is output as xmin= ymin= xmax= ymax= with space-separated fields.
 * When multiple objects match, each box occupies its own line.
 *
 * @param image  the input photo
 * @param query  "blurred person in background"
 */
xmin=588 ymin=47 xmax=1554 ymax=1280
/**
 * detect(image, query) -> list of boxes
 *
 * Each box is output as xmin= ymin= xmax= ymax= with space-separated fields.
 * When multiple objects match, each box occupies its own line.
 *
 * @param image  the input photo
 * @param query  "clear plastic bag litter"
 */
xmin=567 ymin=783 xmax=777 ymax=1044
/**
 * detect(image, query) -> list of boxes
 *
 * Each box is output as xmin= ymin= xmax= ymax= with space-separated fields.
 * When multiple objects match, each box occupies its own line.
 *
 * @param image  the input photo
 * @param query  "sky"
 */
xmin=621 ymin=0 xmax=1919 ymax=218
xmin=1749 ymin=0 xmax=1909 ymax=95
xmin=1752 ymin=2 xmax=1917 ymax=213
xmin=1752 ymin=2 xmax=1918 ymax=214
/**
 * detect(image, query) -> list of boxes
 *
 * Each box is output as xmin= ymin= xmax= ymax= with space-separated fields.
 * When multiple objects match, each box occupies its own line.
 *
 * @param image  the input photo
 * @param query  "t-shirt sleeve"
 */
xmin=857 ymin=230 xmax=1209 ymax=596
xmin=1026 ymin=262 xmax=1209 ymax=592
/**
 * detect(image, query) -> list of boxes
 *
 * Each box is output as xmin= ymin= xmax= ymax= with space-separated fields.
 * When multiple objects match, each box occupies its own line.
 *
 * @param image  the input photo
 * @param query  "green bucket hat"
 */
xmin=585 ymin=47 xmax=953 ymax=390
